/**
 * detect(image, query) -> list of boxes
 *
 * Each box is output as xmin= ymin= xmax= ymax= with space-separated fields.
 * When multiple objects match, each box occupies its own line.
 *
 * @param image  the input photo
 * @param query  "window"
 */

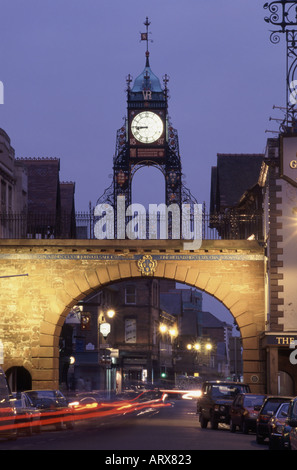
xmin=125 ymin=285 xmax=136 ymax=304
xmin=8 ymin=186 xmax=12 ymax=211
xmin=152 ymin=282 xmax=159 ymax=307
xmin=153 ymin=321 xmax=158 ymax=345
xmin=125 ymin=318 xmax=136 ymax=343
xmin=1 ymin=180 xmax=6 ymax=211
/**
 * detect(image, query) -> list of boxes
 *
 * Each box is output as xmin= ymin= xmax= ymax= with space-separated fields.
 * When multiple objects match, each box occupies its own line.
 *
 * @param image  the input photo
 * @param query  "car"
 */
xmin=230 ymin=393 xmax=266 ymax=434
xmin=11 ymin=392 xmax=42 ymax=435
xmin=267 ymin=401 xmax=290 ymax=450
xmin=197 ymin=381 xmax=251 ymax=430
xmin=285 ymin=396 xmax=297 ymax=450
xmin=282 ymin=417 xmax=293 ymax=450
xmin=0 ymin=367 xmax=17 ymax=440
xmin=21 ymin=390 xmax=74 ymax=431
xmin=256 ymin=396 xmax=292 ymax=445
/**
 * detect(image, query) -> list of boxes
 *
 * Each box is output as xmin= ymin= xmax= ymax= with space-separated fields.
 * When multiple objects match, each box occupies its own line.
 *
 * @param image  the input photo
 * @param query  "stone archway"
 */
xmin=0 ymin=238 xmax=266 ymax=392
xmin=6 ymin=366 xmax=32 ymax=392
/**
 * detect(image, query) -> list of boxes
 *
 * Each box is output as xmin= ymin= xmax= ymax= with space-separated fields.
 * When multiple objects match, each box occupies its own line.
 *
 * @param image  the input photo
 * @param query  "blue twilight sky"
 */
xmin=0 ymin=0 xmax=285 ymax=211
xmin=0 ymin=0 xmax=285 ymax=325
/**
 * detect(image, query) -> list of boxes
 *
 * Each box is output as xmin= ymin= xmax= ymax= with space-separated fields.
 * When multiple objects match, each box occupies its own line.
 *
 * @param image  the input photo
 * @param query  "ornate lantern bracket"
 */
xmin=264 ymin=1 xmax=297 ymax=130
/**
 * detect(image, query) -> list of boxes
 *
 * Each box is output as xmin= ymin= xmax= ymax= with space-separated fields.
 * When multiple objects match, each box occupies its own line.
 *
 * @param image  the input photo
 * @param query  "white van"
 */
xmin=0 ymin=367 xmax=17 ymax=440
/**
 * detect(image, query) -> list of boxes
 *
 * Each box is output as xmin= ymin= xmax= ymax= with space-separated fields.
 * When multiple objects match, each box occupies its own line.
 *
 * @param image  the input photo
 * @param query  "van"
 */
xmin=0 ymin=367 xmax=17 ymax=440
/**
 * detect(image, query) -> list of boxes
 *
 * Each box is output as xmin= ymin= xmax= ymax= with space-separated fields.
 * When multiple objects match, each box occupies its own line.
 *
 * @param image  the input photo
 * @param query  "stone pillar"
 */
xmin=267 ymin=347 xmax=278 ymax=395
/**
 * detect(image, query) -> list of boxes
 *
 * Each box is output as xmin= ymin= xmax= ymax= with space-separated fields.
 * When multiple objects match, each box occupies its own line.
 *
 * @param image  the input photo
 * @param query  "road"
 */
xmin=0 ymin=398 xmax=268 ymax=452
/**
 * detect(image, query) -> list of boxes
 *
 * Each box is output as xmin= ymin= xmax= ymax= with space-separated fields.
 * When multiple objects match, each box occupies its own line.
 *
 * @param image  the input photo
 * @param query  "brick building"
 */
xmin=61 ymin=278 xmax=237 ymax=392
xmin=16 ymin=157 xmax=76 ymax=238
xmin=61 ymin=278 xmax=177 ymax=392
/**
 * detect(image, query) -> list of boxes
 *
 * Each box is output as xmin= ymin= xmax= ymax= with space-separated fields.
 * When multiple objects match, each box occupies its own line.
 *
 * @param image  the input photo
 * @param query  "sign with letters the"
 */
xmin=280 ymin=135 xmax=297 ymax=187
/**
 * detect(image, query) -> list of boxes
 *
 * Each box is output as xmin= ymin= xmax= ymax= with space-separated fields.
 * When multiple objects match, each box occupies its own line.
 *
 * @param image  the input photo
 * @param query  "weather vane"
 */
xmin=264 ymin=1 xmax=297 ymax=129
xmin=140 ymin=17 xmax=153 ymax=59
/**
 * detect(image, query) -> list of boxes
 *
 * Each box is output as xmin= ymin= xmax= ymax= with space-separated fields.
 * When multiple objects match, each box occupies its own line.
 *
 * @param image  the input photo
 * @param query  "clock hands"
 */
xmin=131 ymin=111 xmax=163 ymax=143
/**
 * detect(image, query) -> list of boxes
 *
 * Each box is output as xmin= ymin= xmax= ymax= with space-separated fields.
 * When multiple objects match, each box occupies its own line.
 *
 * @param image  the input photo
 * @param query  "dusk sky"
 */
xmin=0 ymin=0 xmax=285 ymax=325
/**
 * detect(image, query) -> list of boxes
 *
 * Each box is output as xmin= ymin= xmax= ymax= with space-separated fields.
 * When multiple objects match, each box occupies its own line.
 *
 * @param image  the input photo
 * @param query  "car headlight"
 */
xmin=214 ymin=405 xmax=226 ymax=412
xmin=276 ymin=425 xmax=284 ymax=434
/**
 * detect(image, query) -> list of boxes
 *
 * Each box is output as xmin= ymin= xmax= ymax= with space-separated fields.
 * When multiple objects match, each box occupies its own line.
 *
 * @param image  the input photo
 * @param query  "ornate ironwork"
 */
xmin=264 ymin=1 xmax=297 ymax=129
xmin=264 ymin=1 xmax=297 ymax=32
xmin=0 ymin=211 xmax=263 ymax=241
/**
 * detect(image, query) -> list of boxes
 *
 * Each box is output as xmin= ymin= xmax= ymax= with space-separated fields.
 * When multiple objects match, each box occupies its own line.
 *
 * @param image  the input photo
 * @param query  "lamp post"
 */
xmin=159 ymin=322 xmax=178 ymax=382
xmin=186 ymin=340 xmax=213 ymax=378
xmin=98 ymin=308 xmax=116 ymax=398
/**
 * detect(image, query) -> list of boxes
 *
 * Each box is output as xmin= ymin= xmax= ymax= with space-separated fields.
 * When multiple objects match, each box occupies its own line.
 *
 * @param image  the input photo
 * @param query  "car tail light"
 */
xmin=259 ymin=414 xmax=270 ymax=422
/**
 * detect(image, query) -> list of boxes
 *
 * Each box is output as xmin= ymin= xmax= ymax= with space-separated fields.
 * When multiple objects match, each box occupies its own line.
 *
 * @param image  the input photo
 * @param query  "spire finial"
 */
xmin=140 ymin=17 xmax=152 ymax=66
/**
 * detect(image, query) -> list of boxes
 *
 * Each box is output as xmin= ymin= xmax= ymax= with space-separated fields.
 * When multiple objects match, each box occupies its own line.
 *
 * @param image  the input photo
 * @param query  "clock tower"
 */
xmin=97 ymin=18 xmax=196 ymax=238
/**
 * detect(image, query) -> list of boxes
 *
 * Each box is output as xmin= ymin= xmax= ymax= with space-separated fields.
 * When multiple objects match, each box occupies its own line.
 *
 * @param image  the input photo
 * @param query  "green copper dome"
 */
xmin=131 ymin=53 xmax=163 ymax=93
xmin=132 ymin=67 xmax=163 ymax=93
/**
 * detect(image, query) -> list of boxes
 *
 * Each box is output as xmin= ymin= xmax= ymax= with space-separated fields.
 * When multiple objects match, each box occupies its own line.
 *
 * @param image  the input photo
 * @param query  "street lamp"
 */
xmin=98 ymin=307 xmax=116 ymax=398
xmin=106 ymin=309 xmax=115 ymax=319
xmin=169 ymin=327 xmax=178 ymax=338
xmin=159 ymin=322 xmax=178 ymax=382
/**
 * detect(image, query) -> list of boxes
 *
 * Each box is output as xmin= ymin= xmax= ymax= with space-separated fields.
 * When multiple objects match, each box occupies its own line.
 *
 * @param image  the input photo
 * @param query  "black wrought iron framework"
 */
xmin=264 ymin=1 xmax=297 ymax=129
xmin=0 ymin=211 xmax=263 ymax=241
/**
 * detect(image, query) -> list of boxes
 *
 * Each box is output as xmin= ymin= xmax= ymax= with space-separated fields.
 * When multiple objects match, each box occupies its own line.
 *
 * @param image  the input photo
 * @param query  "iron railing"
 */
xmin=0 ymin=211 xmax=263 ymax=241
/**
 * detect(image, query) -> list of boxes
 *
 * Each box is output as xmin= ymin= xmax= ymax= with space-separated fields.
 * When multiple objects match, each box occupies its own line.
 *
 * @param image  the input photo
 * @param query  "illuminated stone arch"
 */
xmin=0 ymin=239 xmax=265 ymax=392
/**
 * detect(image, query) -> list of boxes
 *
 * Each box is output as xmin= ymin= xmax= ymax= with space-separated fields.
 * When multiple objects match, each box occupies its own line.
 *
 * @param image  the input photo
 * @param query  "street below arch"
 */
xmin=0 ymin=398 xmax=267 ymax=451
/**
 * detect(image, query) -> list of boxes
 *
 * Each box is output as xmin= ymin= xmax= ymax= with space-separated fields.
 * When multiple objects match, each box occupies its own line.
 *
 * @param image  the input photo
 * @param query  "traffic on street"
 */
xmin=1 ymin=378 xmax=297 ymax=451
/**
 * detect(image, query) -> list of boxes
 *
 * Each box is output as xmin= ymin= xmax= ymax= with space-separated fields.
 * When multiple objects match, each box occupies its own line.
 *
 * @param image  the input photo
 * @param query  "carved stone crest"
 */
xmin=137 ymin=254 xmax=157 ymax=276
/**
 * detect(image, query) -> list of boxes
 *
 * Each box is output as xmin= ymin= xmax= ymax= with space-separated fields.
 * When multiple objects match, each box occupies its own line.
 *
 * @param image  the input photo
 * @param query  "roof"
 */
xmin=132 ymin=65 xmax=163 ymax=93
xmin=130 ymin=53 xmax=165 ymax=103
xmin=201 ymin=311 xmax=232 ymax=329
xmin=210 ymin=153 xmax=264 ymax=212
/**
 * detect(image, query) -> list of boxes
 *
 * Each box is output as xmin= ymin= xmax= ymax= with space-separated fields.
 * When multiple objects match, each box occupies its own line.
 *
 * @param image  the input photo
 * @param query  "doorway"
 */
xmin=6 ymin=366 xmax=32 ymax=392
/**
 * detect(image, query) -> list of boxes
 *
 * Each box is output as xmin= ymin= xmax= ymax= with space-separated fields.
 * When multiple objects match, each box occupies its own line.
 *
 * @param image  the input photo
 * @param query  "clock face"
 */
xmin=131 ymin=111 xmax=163 ymax=143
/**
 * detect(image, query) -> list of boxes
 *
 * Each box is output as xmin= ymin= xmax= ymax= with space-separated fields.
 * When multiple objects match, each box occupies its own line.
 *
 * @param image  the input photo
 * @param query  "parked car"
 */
xmin=11 ymin=392 xmax=42 ymax=435
xmin=0 ymin=367 xmax=17 ymax=440
xmin=256 ymin=396 xmax=292 ymax=444
xmin=285 ymin=396 xmax=297 ymax=450
xmin=21 ymin=390 xmax=74 ymax=431
xmin=197 ymin=381 xmax=251 ymax=429
xmin=268 ymin=401 xmax=290 ymax=450
xmin=282 ymin=417 xmax=293 ymax=450
xmin=230 ymin=393 xmax=266 ymax=434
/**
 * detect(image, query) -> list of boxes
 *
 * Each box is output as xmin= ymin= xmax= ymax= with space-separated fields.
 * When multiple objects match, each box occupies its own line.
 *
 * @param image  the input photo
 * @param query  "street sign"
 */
xmin=280 ymin=135 xmax=297 ymax=187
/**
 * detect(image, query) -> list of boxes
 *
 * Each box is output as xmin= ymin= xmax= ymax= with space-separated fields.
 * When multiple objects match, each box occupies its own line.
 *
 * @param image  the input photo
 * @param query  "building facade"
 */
xmin=61 ymin=278 xmax=177 ymax=392
xmin=260 ymin=135 xmax=297 ymax=395
xmin=61 ymin=278 xmax=237 ymax=393
xmin=210 ymin=135 xmax=297 ymax=395
xmin=0 ymin=129 xmax=28 ymax=237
